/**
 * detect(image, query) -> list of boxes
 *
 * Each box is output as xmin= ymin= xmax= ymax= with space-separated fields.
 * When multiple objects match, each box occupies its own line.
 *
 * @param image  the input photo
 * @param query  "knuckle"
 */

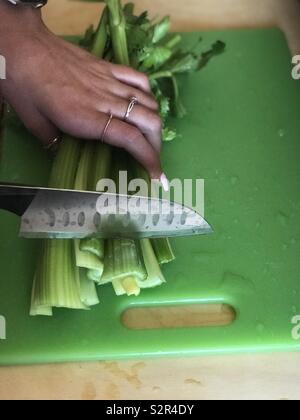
xmin=151 ymin=99 xmax=159 ymax=110
xmin=125 ymin=125 xmax=142 ymax=144
xmin=151 ymin=113 xmax=162 ymax=132
xmin=140 ymin=72 xmax=150 ymax=87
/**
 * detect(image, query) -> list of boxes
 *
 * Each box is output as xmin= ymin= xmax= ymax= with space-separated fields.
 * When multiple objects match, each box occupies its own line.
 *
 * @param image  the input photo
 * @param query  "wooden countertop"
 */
xmin=1 ymin=0 xmax=300 ymax=400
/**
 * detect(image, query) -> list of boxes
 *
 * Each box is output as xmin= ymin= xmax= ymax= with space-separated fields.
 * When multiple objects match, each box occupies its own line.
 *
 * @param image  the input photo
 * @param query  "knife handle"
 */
xmin=0 ymin=184 xmax=36 ymax=217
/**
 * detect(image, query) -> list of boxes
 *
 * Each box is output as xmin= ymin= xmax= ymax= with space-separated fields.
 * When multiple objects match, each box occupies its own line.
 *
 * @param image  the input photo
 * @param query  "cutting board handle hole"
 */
xmin=122 ymin=303 xmax=236 ymax=330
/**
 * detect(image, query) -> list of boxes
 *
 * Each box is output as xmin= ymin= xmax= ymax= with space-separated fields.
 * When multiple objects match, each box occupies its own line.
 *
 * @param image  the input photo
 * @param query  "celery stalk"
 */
xmin=33 ymin=239 xmax=87 ymax=310
xmin=31 ymin=136 xmax=87 ymax=313
xmin=133 ymin=160 xmax=175 ymax=265
xmin=79 ymin=269 xmax=100 ymax=306
xmin=73 ymin=143 xmax=104 ymax=279
xmin=49 ymin=135 xmax=82 ymax=188
xmin=106 ymin=0 xmax=130 ymax=65
xmin=91 ymin=7 xmax=109 ymax=57
xmin=102 ymin=238 xmax=146 ymax=285
xmin=74 ymin=142 xmax=96 ymax=191
xmin=139 ymin=239 xmax=166 ymax=288
xmin=78 ymin=6 xmax=112 ymax=264
xmin=80 ymin=143 xmax=113 ymax=262
xmin=100 ymin=151 xmax=146 ymax=294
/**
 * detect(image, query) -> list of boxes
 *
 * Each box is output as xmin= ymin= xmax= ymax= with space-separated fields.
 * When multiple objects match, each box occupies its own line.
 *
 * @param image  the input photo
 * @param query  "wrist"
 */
xmin=0 ymin=0 xmax=43 ymax=32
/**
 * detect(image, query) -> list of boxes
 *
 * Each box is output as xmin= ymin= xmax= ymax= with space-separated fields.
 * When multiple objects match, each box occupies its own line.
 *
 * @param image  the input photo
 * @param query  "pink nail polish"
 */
xmin=160 ymin=173 xmax=169 ymax=192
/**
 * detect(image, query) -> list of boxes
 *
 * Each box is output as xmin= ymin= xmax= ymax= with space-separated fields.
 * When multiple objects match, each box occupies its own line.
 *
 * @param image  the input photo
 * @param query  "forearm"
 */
xmin=0 ymin=1 xmax=46 ymax=97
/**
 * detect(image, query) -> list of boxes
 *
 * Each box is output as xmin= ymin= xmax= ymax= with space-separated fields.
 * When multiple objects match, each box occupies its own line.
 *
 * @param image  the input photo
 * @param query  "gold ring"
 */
xmin=101 ymin=113 xmax=113 ymax=142
xmin=124 ymin=97 xmax=138 ymax=121
xmin=45 ymin=136 xmax=61 ymax=151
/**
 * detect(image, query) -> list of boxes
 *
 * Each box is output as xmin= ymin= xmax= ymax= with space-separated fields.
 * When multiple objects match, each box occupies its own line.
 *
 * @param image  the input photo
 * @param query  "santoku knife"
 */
xmin=0 ymin=184 xmax=213 ymax=240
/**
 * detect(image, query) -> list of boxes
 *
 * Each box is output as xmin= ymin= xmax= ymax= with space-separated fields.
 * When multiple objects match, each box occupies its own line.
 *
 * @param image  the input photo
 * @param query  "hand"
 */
xmin=0 ymin=3 xmax=164 ymax=180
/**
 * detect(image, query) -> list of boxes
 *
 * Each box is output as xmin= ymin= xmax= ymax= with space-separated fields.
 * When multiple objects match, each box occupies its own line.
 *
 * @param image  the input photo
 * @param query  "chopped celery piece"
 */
xmin=80 ymin=238 xmax=105 ymax=259
xmin=30 ymin=275 xmax=53 ymax=317
xmin=101 ymin=151 xmax=146 ymax=289
xmin=102 ymin=238 xmax=147 ymax=284
xmin=122 ymin=277 xmax=141 ymax=296
xmin=133 ymin=160 xmax=175 ymax=265
xmin=79 ymin=269 xmax=100 ymax=306
xmin=74 ymin=144 xmax=105 ymax=275
xmin=74 ymin=240 xmax=104 ymax=274
xmin=87 ymin=269 xmax=104 ymax=284
xmin=30 ymin=305 xmax=53 ymax=317
xmin=112 ymin=279 xmax=126 ymax=296
xmin=151 ymin=238 xmax=175 ymax=265
xmin=139 ymin=239 xmax=166 ymax=288
xmin=77 ymin=144 xmax=112 ymax=264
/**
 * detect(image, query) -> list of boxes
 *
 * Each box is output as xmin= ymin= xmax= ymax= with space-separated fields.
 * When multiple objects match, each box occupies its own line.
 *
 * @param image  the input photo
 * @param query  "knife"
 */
xmin=0 ymin=184 xmax=213 ymax=239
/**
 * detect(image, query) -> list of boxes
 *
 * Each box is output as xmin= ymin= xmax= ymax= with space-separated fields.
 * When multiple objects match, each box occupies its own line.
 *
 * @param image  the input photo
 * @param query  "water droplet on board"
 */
xmin=278 ymin=129 xmax=285 ymax=138
xmin=230 ymin=176 xmax=239 ymax=186
xmin=282 ymin=243 xmax=288 ymax=251
xmin=277 ymin=211 xmax=289 ymax=227
xmin=256 ymin=323 xmax=265 ymax=334
xmin=234 ymin=218 xmax=239 ymax=225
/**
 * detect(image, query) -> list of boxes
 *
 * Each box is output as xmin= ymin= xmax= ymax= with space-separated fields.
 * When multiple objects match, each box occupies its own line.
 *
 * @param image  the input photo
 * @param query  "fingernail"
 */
xmin=160 ymin=173 xmax=169 ymax=192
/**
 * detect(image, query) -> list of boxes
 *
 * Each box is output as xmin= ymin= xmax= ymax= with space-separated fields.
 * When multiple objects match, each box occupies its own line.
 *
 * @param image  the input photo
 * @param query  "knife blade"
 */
xmin=0 ymin=184 xmax=213 ymax=239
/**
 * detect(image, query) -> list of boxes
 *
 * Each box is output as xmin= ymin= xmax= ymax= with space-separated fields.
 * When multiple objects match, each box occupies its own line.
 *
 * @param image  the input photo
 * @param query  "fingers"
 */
xmin=110 ymin=82 xmax=158 ymax=111
xmin=109 ymin=64 xmax=152 ymax=94
xmin=102 ymin=116 xmax=163 ymax=179
xmin=94 ymin=98 xmax=162 ymax=153
xmin=59 ymin=109 xmax=162 ymax=179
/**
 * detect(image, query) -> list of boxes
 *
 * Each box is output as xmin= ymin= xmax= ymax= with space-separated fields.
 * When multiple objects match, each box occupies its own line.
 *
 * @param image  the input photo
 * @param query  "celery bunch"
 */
xmin=31 ymin=0 xmax=224 ymax=315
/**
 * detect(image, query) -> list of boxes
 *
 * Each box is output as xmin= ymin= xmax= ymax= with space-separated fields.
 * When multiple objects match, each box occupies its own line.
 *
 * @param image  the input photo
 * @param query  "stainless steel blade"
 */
xmin=20 ymin=189 xmax=212 ymax=239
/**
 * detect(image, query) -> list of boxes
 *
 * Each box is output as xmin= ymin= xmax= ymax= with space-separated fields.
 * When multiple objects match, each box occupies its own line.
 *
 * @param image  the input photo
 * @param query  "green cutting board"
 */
xmin=1 ymin=28 xmax=300 ymax=365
